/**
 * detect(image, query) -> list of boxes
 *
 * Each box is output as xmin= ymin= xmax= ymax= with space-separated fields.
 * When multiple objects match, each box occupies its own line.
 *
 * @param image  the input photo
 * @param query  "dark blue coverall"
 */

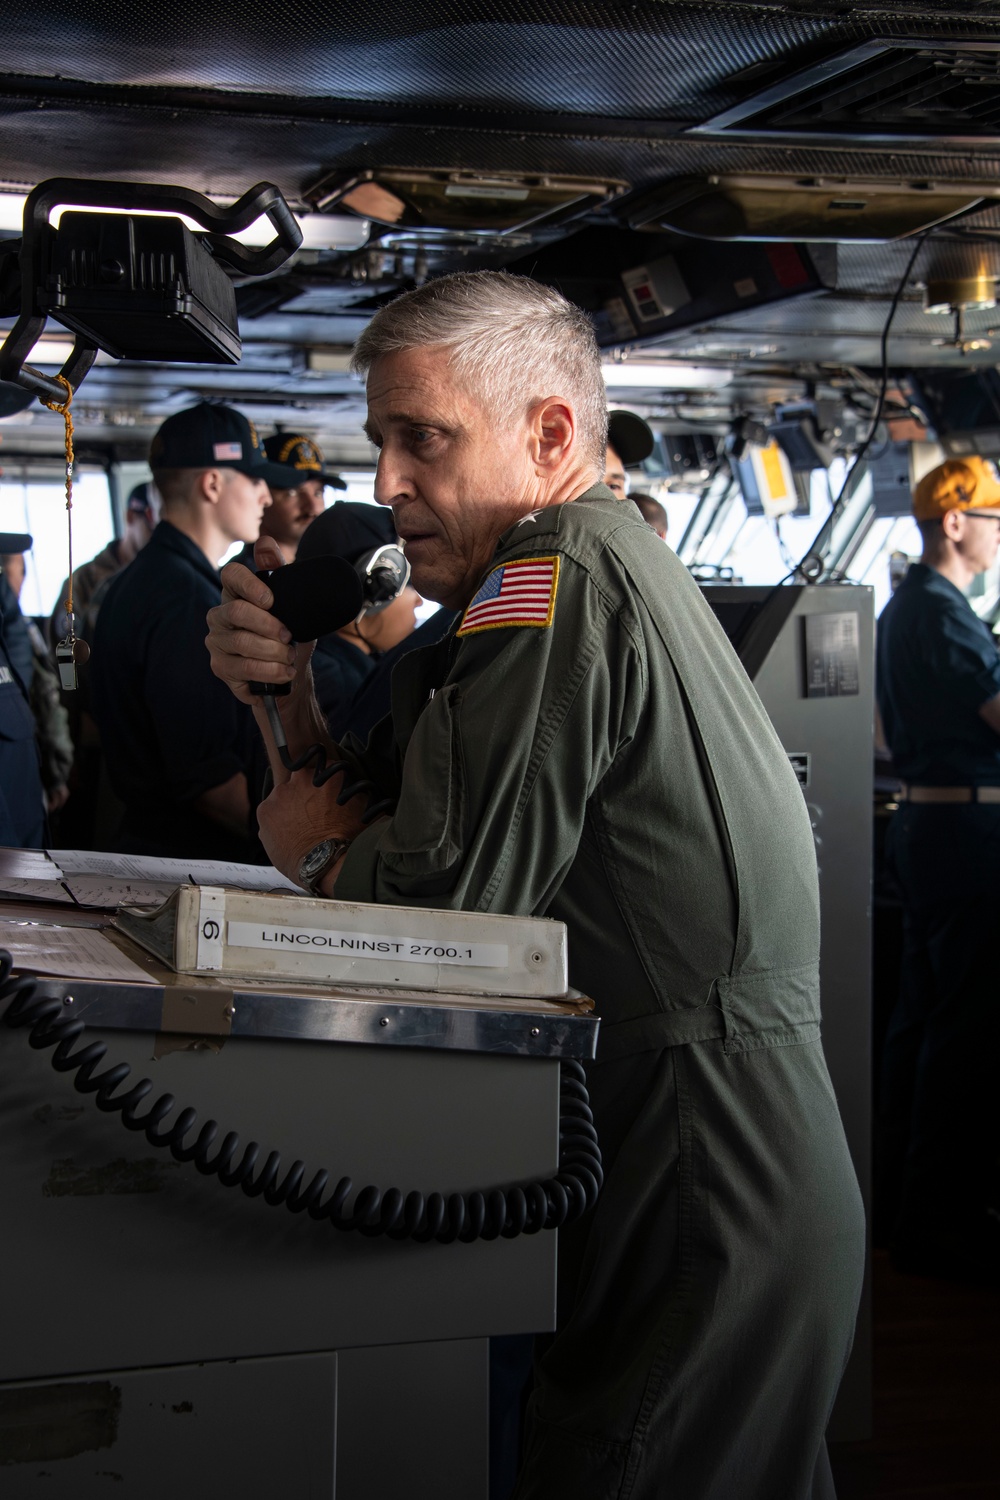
xmin=877 ymin=561 xmax=1000 ymax=1273
xmin=0 ymin=573 xmax=45 ymax=847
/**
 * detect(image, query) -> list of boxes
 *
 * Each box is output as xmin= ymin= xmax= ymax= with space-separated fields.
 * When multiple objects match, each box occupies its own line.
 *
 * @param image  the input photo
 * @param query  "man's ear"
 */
xmin=198 ymin=467 xmax=226 ymax=507
xmin=941 ymin=508 xmax=965 ymax=543
xmin=528 ymin=397 xmax=576 ymax=473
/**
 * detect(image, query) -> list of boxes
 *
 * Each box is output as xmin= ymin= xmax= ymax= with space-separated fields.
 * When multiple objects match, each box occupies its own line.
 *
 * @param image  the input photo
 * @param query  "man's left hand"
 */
xmin=257 ymin=767 xmax=369 ymax=888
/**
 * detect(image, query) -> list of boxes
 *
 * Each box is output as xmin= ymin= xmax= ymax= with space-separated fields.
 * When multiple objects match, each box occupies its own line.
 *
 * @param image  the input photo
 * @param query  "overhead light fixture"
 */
xmin=601 ymin=363 xmax=732 ymax=390
xmin=627 ymin=174 xmax=996 ymax=243
xmin=305 ymin=168 xmax=627 ymax=235
xmin=732 ymin=441 xmax=798 ymax=518
xmin=306 ymin=347 xmax=358 ymax=375
xmin=0 ymin=191 xmax=368 ymax=253
xmin=923 ymin=270 xmax=997 ymax=355
xmin=0 ymin=177 xmax=303 ymax=406
xmin=924 ymin=273 xmax=997 ymax=315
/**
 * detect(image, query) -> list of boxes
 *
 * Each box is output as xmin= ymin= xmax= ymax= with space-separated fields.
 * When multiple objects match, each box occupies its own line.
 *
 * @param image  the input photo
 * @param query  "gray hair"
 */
xmin=351 ymin=270 xmax=608 ymax=473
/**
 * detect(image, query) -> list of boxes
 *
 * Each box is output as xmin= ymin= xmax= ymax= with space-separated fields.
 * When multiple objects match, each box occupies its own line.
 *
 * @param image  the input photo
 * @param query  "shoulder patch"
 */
xmin=457 ymin=555 xmax=560 ymax=637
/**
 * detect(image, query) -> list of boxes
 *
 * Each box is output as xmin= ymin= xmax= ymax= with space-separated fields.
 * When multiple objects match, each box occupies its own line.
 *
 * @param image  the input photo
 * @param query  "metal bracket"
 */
xmin=160 ymin=984 xmax=235 ymax=1038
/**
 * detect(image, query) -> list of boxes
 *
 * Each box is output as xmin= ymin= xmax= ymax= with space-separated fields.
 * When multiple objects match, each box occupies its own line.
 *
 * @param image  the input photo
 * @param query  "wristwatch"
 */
xmin=298 ymin=837 xmax=353 ymax=896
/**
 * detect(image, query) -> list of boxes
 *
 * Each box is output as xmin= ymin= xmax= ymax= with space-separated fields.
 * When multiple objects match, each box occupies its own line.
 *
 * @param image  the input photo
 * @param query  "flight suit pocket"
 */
xmin=379 ymin=683 xmax=466 ymax=884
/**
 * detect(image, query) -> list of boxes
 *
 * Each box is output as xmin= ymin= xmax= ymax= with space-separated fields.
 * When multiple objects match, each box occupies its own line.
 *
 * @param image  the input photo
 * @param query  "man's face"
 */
xmin=365 ymin=346 xmax=538 ymax=608
xmin=604 ymin=444 xmax=627 ymax=499
xmin=216 ymin=469 xmax=271 ymax=544
xmin=262 ymin=477 xmax=325 ymax=548
xmin=956 ymin=508 xmax=1000 ymax=574
xmin=364 ymin=585 xmax=423 ymax=653
xmin=124 ymin=504 xmax=156 ymax=552
xmin=1 ymin=553 xmax=25 ymax=598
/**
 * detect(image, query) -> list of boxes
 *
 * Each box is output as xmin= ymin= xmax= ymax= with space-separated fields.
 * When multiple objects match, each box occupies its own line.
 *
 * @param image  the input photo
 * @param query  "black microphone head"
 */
xmin=264 ymin=554 xmax=365 ymax=640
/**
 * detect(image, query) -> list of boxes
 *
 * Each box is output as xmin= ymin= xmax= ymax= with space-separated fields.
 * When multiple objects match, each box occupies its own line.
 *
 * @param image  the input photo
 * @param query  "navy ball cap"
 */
xmin=149 ymin=402 xmax=301 ymax=489
xmin=297 ymin=501 xmax=396 ymax=566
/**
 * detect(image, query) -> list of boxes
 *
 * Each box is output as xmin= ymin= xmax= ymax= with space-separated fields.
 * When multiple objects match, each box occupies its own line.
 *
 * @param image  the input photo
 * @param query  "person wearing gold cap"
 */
xmin=876 ymin=454 xmax=1000 ymax=1280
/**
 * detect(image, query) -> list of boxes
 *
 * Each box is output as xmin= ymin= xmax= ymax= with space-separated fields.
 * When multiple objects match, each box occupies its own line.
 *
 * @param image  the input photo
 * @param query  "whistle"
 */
xmin=55 ymin=635 xmax=90 ymax=691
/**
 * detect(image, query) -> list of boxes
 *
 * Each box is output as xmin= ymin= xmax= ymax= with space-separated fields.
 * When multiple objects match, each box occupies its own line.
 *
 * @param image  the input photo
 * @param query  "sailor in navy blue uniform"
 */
xmin=91 ymin=403 xmax=300 ymax=860
xmin=0 ymin=531 xmax=45 ymax=847
xmin=877 ymin=455 xmax=1000 ymax=1279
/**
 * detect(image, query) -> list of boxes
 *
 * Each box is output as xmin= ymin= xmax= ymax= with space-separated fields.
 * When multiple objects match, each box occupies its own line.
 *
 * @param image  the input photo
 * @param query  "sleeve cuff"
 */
xmin=334 ymin=820 xmax=385 ymax=902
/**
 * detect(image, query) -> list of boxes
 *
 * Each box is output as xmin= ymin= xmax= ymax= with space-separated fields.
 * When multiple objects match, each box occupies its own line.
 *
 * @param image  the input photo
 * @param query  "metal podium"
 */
xmin=0 ymin=907 xmax=598 ymax=1498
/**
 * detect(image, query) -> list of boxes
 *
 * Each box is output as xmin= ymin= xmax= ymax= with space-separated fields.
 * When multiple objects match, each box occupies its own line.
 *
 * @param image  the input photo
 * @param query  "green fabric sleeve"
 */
xmin=335 ymin=552 xmax=644 ymax=915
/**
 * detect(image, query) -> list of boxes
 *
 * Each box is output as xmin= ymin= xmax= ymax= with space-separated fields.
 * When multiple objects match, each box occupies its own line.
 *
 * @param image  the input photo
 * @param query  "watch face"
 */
xmin=300 ymin=839 xmax=333 ymax=879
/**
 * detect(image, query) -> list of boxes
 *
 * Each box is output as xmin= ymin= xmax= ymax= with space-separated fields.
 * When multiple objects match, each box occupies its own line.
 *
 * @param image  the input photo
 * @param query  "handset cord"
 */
xmin=261 ymin=693 xmax=395 ymax=823
xmin=0 ymin=951 xmax=603 ymax=1244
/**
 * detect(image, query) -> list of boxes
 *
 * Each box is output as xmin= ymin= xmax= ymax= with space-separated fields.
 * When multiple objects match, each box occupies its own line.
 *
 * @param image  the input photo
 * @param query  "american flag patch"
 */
xmin=213 ymin=441 xmax=243 ymax=460
xmin=457 ymin=556 xmax=560 ymax=637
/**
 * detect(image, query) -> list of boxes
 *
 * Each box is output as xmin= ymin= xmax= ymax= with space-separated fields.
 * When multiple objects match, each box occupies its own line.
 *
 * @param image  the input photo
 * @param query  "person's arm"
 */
xmin=927 ymin=604 xmax=1000 ymax=736
xmin=248 ymin=656 xmax=335 ymax=786
xmin=978 ymin=690 xmax=1000 ymax=736
xmin=142 ymin=581 xmax=255 ymax=820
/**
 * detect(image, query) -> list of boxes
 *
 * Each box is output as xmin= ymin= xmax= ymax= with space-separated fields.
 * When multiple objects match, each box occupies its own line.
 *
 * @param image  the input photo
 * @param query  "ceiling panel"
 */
xmin=0 ymin=2 xmax=837 ymax=113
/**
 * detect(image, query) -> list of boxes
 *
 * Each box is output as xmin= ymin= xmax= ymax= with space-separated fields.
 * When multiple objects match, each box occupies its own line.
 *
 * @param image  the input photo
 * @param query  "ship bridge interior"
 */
xmin=2 ymin=3 xmax=1000 ymax=615
xmin=0 ymin=4 xmax=997 ymax=1498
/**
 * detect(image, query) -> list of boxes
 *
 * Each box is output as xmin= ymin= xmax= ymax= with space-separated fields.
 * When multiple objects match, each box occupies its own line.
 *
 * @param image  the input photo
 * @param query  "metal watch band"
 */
xmin=300 ymin=837 xmax=353 ymax=896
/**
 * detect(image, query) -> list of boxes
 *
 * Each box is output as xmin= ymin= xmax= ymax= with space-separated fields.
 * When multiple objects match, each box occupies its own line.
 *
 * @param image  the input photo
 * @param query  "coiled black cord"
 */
xmin=0 ymin=952 xmax=602 ymax=1243
xmin=281 ymin=739 xmax=396 ymax=824
xmin=259 ymin=691 xmax=395 ymax=822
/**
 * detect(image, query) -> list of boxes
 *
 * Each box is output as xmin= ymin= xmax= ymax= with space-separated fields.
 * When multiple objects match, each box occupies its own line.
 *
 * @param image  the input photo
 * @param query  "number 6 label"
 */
xmin=196 ymin=888 xmax=226 ymax=970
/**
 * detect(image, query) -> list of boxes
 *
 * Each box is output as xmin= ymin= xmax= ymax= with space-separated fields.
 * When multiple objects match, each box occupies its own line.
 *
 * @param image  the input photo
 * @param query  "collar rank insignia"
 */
xmin=457 ymin=555 xmax=560 ymax=637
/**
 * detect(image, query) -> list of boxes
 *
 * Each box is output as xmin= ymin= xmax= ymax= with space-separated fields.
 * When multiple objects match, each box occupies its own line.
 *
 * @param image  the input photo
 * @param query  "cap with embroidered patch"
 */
xmin=149 ymin=402 xmax=301 ymax=488
xmin=263 ymin=433 xmax=347 ymax=490
xmin=913 ymin=457 xmax=1000 ymax=522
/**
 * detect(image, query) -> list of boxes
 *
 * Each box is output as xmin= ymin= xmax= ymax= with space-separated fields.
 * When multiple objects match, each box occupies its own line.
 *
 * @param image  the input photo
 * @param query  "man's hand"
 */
xmin=205 ymin=537 xmax=297 ymax=707
xmin=256 ymin=766 xmax=371 ymax=888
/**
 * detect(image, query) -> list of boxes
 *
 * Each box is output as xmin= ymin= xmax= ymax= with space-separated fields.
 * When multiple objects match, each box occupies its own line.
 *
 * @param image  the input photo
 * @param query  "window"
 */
xmin=0 ymin=469 xmax=115 ymax=618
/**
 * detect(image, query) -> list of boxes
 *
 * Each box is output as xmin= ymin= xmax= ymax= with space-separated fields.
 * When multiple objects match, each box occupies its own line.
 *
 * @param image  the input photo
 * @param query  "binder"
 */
xmin=117 ymin=885 xmax=569 ymax=999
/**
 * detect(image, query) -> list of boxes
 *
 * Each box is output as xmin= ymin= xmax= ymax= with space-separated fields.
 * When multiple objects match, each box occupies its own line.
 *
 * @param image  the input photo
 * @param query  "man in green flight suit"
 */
xmin=206 ymin=270 xmax=864 ymax=1500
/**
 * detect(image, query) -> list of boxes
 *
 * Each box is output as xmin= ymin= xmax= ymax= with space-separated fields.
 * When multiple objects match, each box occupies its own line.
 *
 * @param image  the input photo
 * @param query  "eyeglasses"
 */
xmin=965 ymin=512 xmax=1000 ymax=527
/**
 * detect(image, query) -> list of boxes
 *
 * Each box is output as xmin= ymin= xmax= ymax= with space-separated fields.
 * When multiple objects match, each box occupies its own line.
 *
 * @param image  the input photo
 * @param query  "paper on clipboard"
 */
xmin=0 ymin=877 xmax=75 ymax=905
xmin=49 ymin=850 xmax=299 ymax=893
xmin=62 ymin=875 xmax=181 ymax=909
xmin=0 ymin=920 xmax=154 ymax=983
xmin=0 ymin=849 xmax=64 ymax=881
